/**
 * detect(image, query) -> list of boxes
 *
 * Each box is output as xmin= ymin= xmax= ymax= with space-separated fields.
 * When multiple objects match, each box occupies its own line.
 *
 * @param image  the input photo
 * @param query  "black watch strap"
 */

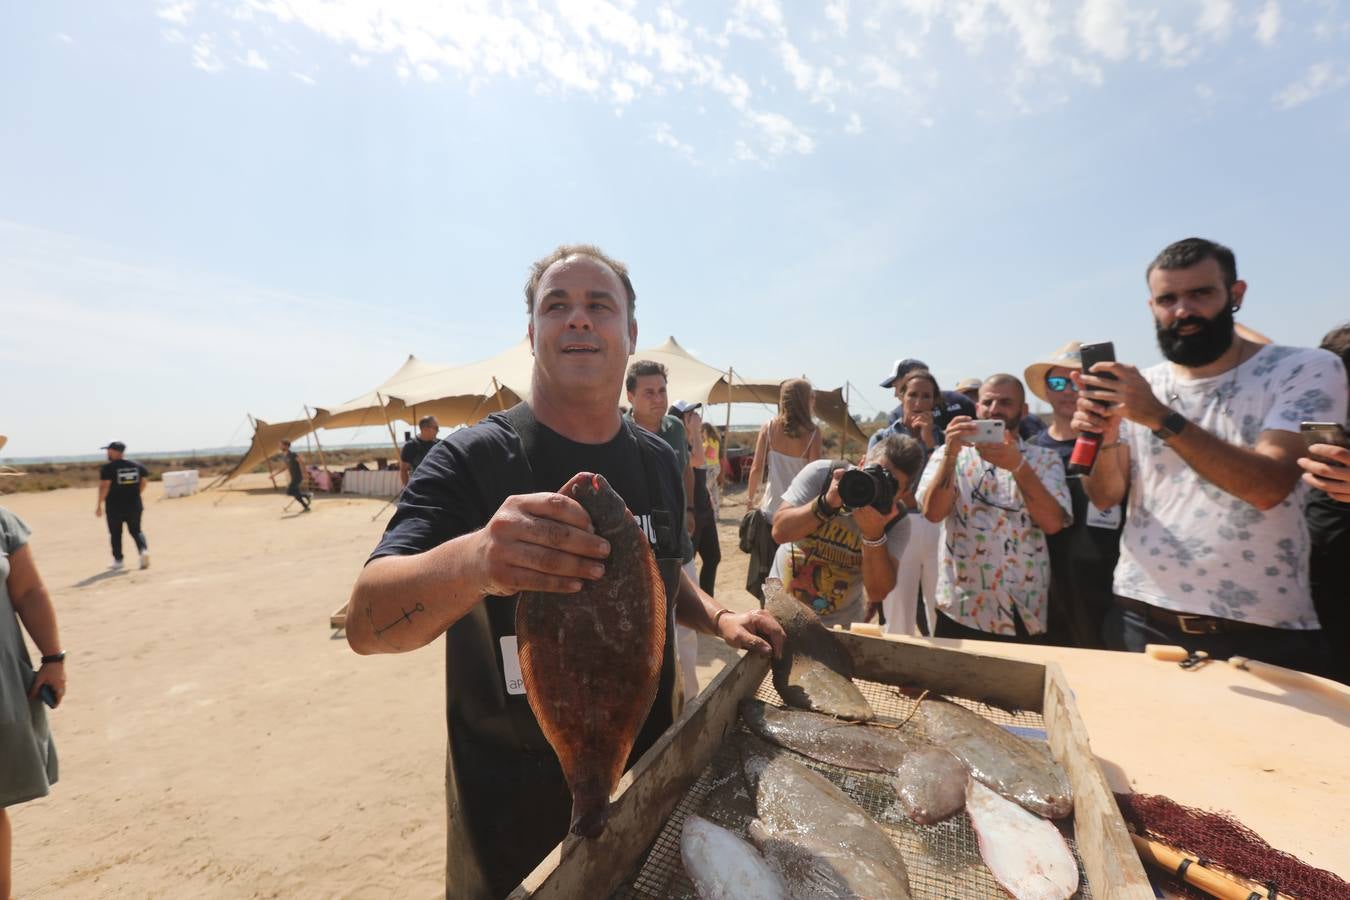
xmin=41 ymin=651 xmax=66 ymax=664
xmin=1152 ymin=411 xmax=1188 ymax=442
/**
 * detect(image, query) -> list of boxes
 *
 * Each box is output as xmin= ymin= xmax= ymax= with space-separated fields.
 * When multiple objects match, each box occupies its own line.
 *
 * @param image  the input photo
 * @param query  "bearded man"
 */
xmin=1074 ymin=238 xmax=1347 ymax=674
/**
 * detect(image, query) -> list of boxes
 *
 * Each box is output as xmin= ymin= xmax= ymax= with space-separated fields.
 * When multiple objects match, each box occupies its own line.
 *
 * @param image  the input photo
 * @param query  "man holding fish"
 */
xmin=343 ymin=244 xmax=785 ymax=899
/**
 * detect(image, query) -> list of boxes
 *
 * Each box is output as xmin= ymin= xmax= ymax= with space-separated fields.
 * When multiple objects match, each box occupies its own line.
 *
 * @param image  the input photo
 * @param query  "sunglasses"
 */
xmin=1045 ymin=375 xmax=1077 ymax=393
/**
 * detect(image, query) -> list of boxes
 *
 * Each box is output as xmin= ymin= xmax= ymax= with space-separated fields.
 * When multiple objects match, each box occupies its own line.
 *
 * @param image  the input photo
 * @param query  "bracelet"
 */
xmin=1013 ymin=458 xmax=1028 ymax=476
xmin=1100 ymin=442 xmax=1122 ymax=451
xmin=41 ymin=651 xmax=66 ymax=664
xmin=861 ymin=534 xmax=888 ymax=548
xmin=813 ymin=495 xmax=839 ymax=522
xmin=712 ymin=608 xmax=734 ymax=632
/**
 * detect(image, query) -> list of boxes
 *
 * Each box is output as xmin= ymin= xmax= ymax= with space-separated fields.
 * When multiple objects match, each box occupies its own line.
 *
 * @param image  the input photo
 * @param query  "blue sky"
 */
xmin=3 ymin=0 xmax=1348 ymax=458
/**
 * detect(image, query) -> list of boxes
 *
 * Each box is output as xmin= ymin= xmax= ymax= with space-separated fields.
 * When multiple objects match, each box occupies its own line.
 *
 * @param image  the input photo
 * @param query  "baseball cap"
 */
xmin=955 ymin=377 xmax=982 ymax=393
xmin=101 ymin=441 xmax=126 ymax=451
xmin=669 ymin=400 xmax=703 ymax=416
xmin=879 ymin=358 xmax=929 ymax=388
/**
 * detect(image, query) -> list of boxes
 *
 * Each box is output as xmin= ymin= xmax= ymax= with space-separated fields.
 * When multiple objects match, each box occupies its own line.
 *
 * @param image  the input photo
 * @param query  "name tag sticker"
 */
xmin=499 ymin=635 xmax=526 ymax=696
xmin=1086 ymin=503 xmax=1123 ymax=530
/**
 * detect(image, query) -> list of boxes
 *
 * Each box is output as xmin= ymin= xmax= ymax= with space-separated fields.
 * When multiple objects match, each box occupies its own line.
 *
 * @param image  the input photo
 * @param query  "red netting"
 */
xmin=1114 ymin=792 xmax=1350 ymax=900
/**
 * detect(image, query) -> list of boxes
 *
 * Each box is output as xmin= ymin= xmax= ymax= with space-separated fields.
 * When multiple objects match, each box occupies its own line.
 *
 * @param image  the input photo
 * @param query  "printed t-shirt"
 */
xmin=768 ymin=459 xmax=912 ymax=627
xmin=918 ymin=440 xmax=1072 ymax=635
xmin=1113 ymin=345 xmax=1348 ymax=628
xmin=99 ymin=459 xmax=149 ymax=512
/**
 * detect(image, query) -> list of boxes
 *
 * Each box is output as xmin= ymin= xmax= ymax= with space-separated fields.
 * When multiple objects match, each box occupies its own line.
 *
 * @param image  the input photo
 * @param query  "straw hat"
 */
xmin=1024 ymin=341 xmax=1082 ymax=404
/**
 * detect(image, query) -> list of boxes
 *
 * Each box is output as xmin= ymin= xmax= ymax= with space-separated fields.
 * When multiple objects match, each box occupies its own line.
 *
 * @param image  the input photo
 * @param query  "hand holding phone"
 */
xmin=970 ymin=419 xmax=1006 ymax=445
xmin=1301 ymin=422 xmax=1350 ymax=457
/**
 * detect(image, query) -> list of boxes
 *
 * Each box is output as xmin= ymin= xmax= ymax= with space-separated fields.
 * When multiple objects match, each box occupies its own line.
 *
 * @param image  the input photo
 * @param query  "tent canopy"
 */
xmin=212 ymin=417 xmax=315 ymax=488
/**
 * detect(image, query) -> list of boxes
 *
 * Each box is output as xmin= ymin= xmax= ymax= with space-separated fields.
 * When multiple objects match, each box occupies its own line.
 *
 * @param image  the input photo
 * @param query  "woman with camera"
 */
xmin=0 ymin=505 xmax=64 ymax=900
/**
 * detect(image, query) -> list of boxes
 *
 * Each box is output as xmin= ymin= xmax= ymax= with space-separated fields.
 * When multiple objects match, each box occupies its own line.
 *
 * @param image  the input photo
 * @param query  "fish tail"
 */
xmin=569 ymin=782 xmax=610 ymax=838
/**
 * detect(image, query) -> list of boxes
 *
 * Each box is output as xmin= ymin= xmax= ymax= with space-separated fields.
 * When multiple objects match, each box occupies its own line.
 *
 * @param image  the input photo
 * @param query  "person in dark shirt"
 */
xmin=399 ymin=415 xmax=441 ymax=487
xmin=276 ymin=440 xmax=311 ymax=512
xmin=343 ymin=244 xmax=785 ymax=898
xmin=1024 ymin=342 xmax=1123 ymax=648
xmin=95 ymin=441 xmax=150 ymax=570
xmin=880 ymin=357 xmax=975 ymax=437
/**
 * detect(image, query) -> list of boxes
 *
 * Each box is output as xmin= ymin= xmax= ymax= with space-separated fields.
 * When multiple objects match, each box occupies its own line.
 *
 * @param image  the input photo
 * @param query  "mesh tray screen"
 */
xmin=613 ymin=674 xmax=1092 ymax=899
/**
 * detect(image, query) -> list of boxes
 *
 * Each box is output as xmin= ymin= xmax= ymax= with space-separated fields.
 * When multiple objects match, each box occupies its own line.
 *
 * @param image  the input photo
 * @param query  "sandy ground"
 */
xmin=4 ymin=475 xmax=758 ymax=898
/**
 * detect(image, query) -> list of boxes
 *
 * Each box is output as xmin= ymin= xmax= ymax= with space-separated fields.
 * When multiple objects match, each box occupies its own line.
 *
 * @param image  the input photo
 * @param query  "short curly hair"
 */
xmin=524 ymin=244 xmax=636 ymax=317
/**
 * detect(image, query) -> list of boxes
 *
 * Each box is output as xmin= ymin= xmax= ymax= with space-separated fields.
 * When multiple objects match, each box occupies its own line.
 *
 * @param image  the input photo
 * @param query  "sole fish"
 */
xmin=915 ymin=698 xmax=1073 ymax=819
xmin=740 ymin=740 xmax=912 ymax=899
xmin=764 ymin=579 xmax=874 ymax=721
xmin=681 ymin=814 xmax=789 ymax=900
xmin=966 ymin=780 xmax=1079 ymax=899
xmin=516 ymin=472 xmax=666 ymax=838
xmin=894 ymin=745 xmax=969 ymax=825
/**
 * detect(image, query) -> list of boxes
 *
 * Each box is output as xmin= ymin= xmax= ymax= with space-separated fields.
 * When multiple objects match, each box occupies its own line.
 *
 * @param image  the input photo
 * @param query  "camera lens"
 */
xmin=837 ymin=468 xmax=876 ymax=509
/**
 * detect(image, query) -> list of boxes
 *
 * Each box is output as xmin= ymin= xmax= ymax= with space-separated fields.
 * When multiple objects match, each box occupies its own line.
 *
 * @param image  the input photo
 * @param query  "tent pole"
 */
xmin=724 ymin=367 xmax=734 ymax=465
xmin=249 ymin=414 xmax=281 ymax=489
xmin=303 ymin=405 xmax=329 ymax=473
xmin=492 ymin=377 xmax=508 ymax=412
xmin=840 ymin=383 xmax=849 ymax=460
xmin=375 ymin=392 xmax=402 ymax=461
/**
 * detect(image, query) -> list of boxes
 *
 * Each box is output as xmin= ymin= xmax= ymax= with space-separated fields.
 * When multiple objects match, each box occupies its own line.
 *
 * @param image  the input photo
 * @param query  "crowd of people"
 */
xmin=743 ymin=237 xmax=1349 ymax=686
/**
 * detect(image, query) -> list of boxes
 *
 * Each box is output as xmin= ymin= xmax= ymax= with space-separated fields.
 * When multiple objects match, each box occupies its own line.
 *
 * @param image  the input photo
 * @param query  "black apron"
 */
xmin=443 ymin=404 xmax=685 ymax=899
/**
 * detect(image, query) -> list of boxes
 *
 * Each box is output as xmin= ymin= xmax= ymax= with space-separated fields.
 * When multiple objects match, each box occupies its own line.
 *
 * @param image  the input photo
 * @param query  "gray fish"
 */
xmin=740 ymin=700 xmax=966 ymax=826
xmin=680 ymin=814 xmax=789 ymax=900
xmin=740 ymin=741 xmax=912 ymax=900
xmin=915 ymin=698 xmax=1073 ymax=819
xmin=893 ymin=745 xmax=969 ymax=825
xmin=739 ymin=699 xmax=911 ymax=772
xmin=764 ymin=580 xmax=874 ymax=721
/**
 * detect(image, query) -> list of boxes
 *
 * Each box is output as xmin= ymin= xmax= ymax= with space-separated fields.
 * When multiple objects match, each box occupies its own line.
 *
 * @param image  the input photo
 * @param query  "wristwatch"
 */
xmin=41 ymin=651 xmax=66 ymax=664
xmin=1152 ymin=410 xmax=1188 ymax=442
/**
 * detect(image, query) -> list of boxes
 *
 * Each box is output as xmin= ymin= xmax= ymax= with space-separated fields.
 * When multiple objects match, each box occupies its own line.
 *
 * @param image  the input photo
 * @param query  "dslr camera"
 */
xmin=837 ymin=463 xmax=900 ymax=514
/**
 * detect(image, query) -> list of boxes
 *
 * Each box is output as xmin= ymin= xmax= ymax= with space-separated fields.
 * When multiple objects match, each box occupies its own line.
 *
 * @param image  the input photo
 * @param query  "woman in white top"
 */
xmin=746 ymin=378 xmax=823 ymax=518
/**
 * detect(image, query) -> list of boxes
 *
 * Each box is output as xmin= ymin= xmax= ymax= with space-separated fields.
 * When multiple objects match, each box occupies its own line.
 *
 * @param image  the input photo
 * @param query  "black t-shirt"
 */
xmin=99 ymin=459 xmax=149 ymax=511
xmin=369 ymin=405 xmax=685 ymax=892
xmin=399 ymin=437 xmax=438 ymax=473
xmin=283 ymin=450 xmax=303 ymax=482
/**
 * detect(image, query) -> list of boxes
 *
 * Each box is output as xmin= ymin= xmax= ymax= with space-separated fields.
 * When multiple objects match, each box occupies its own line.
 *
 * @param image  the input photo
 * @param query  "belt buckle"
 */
xmin=1175 ymin=614 xmax=1217 ymax=635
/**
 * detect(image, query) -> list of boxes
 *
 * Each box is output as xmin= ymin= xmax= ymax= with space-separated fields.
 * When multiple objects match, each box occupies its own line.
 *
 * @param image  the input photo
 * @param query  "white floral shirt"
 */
xmin=1115 ymin=345 xmax=1348 ymax=628
xmin=918 ymin=440 xmax=1071 ymax=635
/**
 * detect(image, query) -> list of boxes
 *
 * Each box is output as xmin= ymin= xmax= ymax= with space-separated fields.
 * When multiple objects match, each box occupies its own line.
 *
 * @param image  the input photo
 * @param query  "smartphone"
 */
xmin=971 ymin=419 xmax=1006 ymax=445
xmin=1079 ymin=341 xmax=1117 ymax=386
xmin=39 ymin=683 xmax=57 ymax=709
xmin=1301 ymin=422 xmax=1350 ymax=453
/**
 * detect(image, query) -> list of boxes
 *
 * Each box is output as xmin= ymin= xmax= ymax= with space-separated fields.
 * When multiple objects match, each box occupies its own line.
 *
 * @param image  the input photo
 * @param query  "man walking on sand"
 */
xmin=276 ymin=440 xmax=312 ymax=512
xmin=95 ymin=441 xmax=150 ymax=570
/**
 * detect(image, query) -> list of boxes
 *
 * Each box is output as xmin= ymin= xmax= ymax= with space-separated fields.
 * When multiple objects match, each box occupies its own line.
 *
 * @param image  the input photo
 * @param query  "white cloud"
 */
xmin=350 ymin=52 xmax=370 ymax=67
xmin=825 ymin=0 xmax=848 ymax=37
xmin=1197 ymin=0 xmax=1234 ymax=39
xmin=651 ymin=121 xmax=696 ymax=161
xmin=1196 ymin=82 xmax=1214 ymax=99
xmin=1254 ymin=1 xmax=1280 ymax=46
xmin=291 ymin=71 xmax=316 ymax=86
xmin=1077 ymin=0 xmax=1130 ymax=61
xmin=55 ymin=32 xmax=75 ymax=44
xmin=1155 ymin=24 xmax=1192 ymax=66
xmin=192 ymin=34 xmax=223 ymax=73
xmin=1274 ymin=62 xmax=1349 ymax=109
xmin=158 ymin=1 xmax=195 ymax=26
xmin=844 ymin=111 xmax=863 ymax=134
xmin=746 ymin=110 xmax=815 ymax=156
xmin=240 ymin=48 xmax=269 ymax=70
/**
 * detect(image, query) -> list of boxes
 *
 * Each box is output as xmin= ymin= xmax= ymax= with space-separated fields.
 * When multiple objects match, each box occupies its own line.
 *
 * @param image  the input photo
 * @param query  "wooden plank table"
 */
xmin=852 ymin=631 xmax=1350 ymax=881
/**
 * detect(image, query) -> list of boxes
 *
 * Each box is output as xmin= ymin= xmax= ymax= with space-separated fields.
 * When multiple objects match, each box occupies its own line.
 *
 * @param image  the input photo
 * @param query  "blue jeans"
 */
xmin=1103 ymin=601 xmax=1335 ymax=680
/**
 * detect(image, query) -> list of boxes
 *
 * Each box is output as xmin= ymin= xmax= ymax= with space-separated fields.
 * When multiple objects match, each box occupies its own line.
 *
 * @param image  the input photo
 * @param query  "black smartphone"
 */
xmin=1079 ymin=341 xmax=1117 ymax=382
xmin=1301 ymin=422 xmax=1350 ymax=454
xmin=39 ymin=683 xmax=58 ymax=709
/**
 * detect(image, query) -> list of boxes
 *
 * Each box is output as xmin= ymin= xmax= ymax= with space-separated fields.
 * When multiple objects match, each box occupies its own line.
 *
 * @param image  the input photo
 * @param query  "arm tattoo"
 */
xmin=368 ymin=601 xmax=426 ymax=645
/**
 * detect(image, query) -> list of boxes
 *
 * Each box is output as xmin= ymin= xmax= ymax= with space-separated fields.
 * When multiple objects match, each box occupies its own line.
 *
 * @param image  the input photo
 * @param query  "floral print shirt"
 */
xmin=918 ymin=440 xmax=1071 ymax=635
xmin=1114 ymin=345 xmax=1348 ymax=628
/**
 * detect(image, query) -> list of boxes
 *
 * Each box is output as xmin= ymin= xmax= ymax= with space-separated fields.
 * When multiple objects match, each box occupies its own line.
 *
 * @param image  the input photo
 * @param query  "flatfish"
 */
xmin=740 ymin=740 xmax=912 ymax=900
xmin=516 ymin=472 xmax=666 ymax=838
xmin=680 ymin=814 xmax=789 ymax=900
xmin=966 ymin=780 xmax=1079 ymax=899
xmin=740 ymin=699 xmax=966 ymax=825
xmin=764 ymin=579 xmax=874 ymax=721
xmin=915 ymin=698 xmax=1073 ymax=819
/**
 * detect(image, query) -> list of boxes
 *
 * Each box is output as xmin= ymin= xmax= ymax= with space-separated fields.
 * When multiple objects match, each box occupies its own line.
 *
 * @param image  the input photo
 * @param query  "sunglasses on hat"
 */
xmin=1045 ymin=375 xmax=1077 ymax=393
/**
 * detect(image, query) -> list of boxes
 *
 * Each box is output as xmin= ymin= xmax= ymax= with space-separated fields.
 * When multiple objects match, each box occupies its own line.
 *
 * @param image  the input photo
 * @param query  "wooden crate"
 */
xmin=508 ymin=633 xmax=1152 ymax=899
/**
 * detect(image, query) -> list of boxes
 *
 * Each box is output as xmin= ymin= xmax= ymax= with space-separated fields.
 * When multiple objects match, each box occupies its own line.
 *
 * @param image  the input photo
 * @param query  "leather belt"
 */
xmin=1115 ymin=596 xmax=1272 ymax=636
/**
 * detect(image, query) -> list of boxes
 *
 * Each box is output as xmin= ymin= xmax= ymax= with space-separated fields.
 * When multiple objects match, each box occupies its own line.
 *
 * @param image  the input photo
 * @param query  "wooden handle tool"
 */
xmin=1130 ymin=833 xmax=1270 ymax=900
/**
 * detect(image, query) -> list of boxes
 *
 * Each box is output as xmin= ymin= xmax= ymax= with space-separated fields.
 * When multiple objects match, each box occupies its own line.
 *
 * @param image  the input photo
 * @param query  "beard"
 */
xmin=1156 ymin=302 xmax=1236 ymax=367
